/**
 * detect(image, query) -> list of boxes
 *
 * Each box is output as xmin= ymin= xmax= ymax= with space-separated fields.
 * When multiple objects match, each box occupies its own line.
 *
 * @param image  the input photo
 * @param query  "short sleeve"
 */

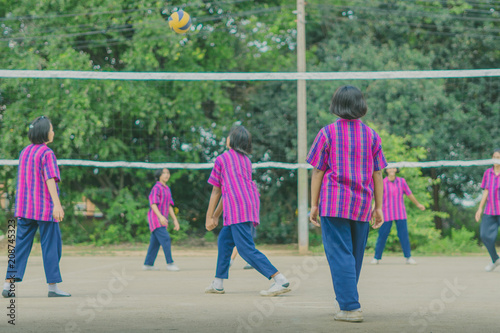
xmin=306 ymin=129 xmax=330 ymax=171
xmin=42 ymin=150 xmax=60 ymax=183
xmin=401 ymin=178 xmax=412 ymax=196
xmin=149 ymin=185 xmax=161 ymax=205
xmin=208 ymin=157 xmax=223 ymax=187
xmin=481 ymin=170 xmax=489 ymax=189
xmin=373 ymin=135 xmax=388 ymax=171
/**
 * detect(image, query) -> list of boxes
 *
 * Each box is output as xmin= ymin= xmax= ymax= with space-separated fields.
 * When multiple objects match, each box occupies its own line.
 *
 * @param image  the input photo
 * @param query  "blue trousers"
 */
xmin=480 ymin=215 xmax=500 ymax=263
xmin=216 ymin=222 xmax=277 ymax=279
xmin=5 ymin=218 xmax=62 ymax=283
xmin=321 ymin=217 xmax=369 ymax=311
xmin=374 ymin=220 xmax=412 ymax=259
xmin=144 ymin=227 xmax=174 ymax=265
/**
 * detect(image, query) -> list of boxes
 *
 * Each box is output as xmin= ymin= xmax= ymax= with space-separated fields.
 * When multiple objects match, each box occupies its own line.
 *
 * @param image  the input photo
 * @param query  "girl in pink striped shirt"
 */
xmin=308 ymin=86 xmax=387 ymax=322
xmin=475 ymin=149 xmax=500 ymax=272
xmin=371 ymin=168 xmax=425 ymax=265
xmin=143 ymin=168 xmax=181 ymax=272
xmin=204 ymin=126 xmax=290 ymax=296
xmin=3 ymin=116 xmax=70 ymax=298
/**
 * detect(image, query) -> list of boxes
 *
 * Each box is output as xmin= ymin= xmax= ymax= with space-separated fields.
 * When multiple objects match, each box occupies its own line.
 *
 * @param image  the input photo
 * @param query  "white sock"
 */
xmin=273 ymin=273 xmax=288 ymax=285
xmin=213 ymin=278 xmax=224 ymax=290
xmin=48 ymin=283 xmax=70 ymax=295
xmin=4 ymin=282 xmax=12 ymax=290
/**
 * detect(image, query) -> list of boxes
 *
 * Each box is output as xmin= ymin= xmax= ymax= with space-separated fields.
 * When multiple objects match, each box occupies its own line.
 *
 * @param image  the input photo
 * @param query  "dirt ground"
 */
xmin=0 ymin=245 xmax=498 ymax=333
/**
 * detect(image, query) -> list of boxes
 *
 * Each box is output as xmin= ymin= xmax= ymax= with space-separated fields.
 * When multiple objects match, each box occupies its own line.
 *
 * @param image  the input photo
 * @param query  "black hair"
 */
xmin=329 ymin=85 xmax=367 ymax=120
xmin=228 ymin=125 xmax=252 ymax=156
xmin=154 ymin=168 xmax=169 ymax=181
xmin=28 ymin=116 xmax=52 ymax=144
xmin=493 ymin=148 xmax=500 ymax=155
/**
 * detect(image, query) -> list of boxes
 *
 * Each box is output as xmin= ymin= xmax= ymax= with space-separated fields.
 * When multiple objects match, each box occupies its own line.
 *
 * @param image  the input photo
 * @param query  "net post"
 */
xmin=297 ymin=0 xmax=308 ymax=254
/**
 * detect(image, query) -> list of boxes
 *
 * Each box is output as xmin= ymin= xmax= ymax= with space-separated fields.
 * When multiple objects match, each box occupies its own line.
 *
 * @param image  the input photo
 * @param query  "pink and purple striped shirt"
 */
xmin=15 ymin=144 xmax=61 ymax=222
xmin=147 ymin=182 xmax=174 ymax=232
xmin=383 ymin=177 xmax=412 ymax=221
xmin=306 ymin=119 xmax=387 ymax=222
xmin=208 ymin=149 xmax=260 ymax=226
xmin=481 ymin=168 xmax=500 ymax=215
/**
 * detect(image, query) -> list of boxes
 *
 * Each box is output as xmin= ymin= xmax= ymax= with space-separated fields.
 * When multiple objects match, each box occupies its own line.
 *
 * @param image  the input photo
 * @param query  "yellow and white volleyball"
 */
xmin=168 ymin=10 xmax=192 ymax=34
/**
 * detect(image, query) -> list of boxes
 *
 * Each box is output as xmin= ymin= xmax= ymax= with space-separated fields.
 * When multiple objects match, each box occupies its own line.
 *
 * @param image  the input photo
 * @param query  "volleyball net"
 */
xmin=1 ymin=68 xmax=499 ymax=171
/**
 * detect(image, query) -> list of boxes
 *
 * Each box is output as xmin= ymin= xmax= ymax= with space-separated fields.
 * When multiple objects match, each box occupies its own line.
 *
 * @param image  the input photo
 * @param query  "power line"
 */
xmin=0 ymin=0 xmax=255 ymax=22
xmin=0 ymin=6 xmax=290 ymax=43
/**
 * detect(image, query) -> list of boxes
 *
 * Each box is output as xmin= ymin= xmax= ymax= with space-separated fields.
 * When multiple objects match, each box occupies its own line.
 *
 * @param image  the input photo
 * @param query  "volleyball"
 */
xmin=168 ymin=10 xmax=192 ymax=34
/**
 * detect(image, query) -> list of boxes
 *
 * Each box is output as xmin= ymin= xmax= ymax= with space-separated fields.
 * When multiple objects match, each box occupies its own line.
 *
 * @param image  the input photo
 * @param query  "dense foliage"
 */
xmin=0 ymin=0 xmax=498 ymax=250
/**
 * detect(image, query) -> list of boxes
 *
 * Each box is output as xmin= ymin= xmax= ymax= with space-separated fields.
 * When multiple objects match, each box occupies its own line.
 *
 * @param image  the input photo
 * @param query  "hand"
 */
xmin=475 ymin=210 xmax=482 ymax=223
xmin=417 ymin=204 xmax=425 ymax=211
xmin=159 ymin=215 xmax=168 ymax=226
xmin=53 ymin=204 xmax=64 ymax=222
xmin=371 ymin=208 xmax=384 ymax=229
xmin=206 ymin=216 xmax=218 ymax=231
xmin=173 ymin=220 xmax=180 ymax=231
xmin=309 ymin=206 xmax=321 ymax=227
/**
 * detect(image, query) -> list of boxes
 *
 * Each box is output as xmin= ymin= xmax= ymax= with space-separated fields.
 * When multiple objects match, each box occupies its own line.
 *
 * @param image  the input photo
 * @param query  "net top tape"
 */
xmin=0 ymin=69 xmax=499 ymax=81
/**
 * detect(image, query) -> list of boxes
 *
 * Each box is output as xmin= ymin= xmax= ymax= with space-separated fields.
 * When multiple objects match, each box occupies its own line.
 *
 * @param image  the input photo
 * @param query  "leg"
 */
xmin=144 ymin=231 xmax=161 ymax=266
xmin=480 ymin=215 xmax=500 ymax=262
xmin=5 ymin=218 xmax=39 ymax=282
xmin=395 ymin=220 xmax=412 ymax=258
xmin=321 ymin=216 xmax=360 ymax=311
xmin=374 ymin=221 xmax=393 ymax=260
xmin=231 ymin=223 xmax=278 ymax=279
xmin=38 ymin=221 xmax=63 ymax=284
xmin=351 ymin=221 xmax=370 ymax=284
xmin=215 ymin=226 xmax=235 ymax=279
xmin=155 ymin=227 xmax=174 ymax=264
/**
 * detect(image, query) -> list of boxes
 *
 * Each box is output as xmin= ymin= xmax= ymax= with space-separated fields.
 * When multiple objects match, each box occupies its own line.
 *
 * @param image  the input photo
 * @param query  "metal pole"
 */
xmin=296 ymin=0 xmax=308 ymax=254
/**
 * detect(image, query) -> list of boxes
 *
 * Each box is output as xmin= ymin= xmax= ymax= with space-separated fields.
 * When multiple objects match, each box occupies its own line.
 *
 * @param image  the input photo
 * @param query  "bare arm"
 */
xmin=213 ymin=198 xmax=223 ymax=219
xmin=407 ymin=194 xmax=425 ymax=211
xmin=309 ymin=168 xmax=326 ymax=227
xmin=46 ymin=178 xmax=64 ymax=222
xmin=206 ymin=186 xmax=222 ymax=231
xmin=168 ymin=205 xmax=180 ymax=231
xmin=371 ymin=170 xmax=384 ymax=228
xmin=475 ymin=189 xmax=489 ymax=223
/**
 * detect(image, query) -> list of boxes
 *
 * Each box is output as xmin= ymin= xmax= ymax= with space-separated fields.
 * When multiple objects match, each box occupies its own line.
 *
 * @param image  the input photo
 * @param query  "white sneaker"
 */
xmin=205 ymin=282 xmax=225 ymax=294
xmin=260 ymin=282 xmax=291 ymax=297
xmin=485 ymin=258 xmax=500 ymax=272
xmin=143 ymin=265 xmax=160 ymax=271
xmin=406 ymin=257 xmax=417 ymax=265
xmin=370 ymin=258 xmax=380 ymax=265
xmin=166 ymin=263 xmax=180 ymax=272
xmin=334 ymin=309 xmax=363 ymax=322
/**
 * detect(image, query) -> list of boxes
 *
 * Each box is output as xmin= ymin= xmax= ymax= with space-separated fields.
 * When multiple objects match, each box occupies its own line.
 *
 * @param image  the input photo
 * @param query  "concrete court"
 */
xmin=0 ymin=250 xmax=498 ymax=333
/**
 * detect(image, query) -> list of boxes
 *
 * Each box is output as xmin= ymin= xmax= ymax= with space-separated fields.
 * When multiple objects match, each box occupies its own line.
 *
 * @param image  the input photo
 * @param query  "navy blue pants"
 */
xmin=5 ymin=218 xmax=62 ymax=283
xmin=144 ymin=227 xmax=174 ymax=265
xmin=374 ymin=219 xmax=411 ymax=259
xmin=321 ymin=216 xmax=369 ymax=311
xmin=216 ymin=222 xmax=277 ymax=279
xmin=480 ymin=214 xmax=500 ymax=263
